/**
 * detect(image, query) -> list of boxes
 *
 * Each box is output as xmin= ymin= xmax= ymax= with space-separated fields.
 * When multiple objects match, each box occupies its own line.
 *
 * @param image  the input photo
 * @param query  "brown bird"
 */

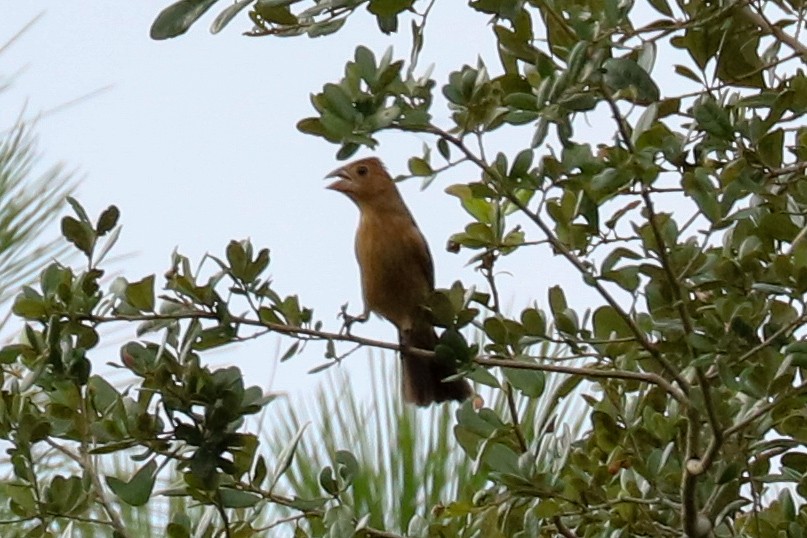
xmin=326 ymin=157 xmax=472 ymax=406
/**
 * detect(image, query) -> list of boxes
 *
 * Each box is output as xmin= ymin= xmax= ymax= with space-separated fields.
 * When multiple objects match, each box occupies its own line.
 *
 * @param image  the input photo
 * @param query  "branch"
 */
xmin=475 ymin=356 xmax=688 ymax=405
xmin=732 ymin=314 xmax=806 ymax=367
xmin=243 ymin=485 xmax=405 ymax=538
xmin=84 ymin=312 xmax=433 ymax=358
xmin=691 ymin=368 xmax=723 ymax=474
xmin=724 ymin=380 xmax=807 ymax=438
xmin=505 ymin=383 xmax=528 ymax=453
xmin=554 ymin=516 xmax=579 ymax=538
xmin=45 ymin=438 xmax=129 ymax=538
xmin=640 ymin=190 xmax=695 ymax=337
xmin=744 ymin=4 xmax=807 ymax=57
xmin=80 ymin=311 xmax=692 ymax=404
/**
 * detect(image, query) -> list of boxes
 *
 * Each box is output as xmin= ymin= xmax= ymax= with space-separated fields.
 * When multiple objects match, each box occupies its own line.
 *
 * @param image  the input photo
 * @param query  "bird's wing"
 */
xmin=406 ymin=221 xmax=435 ymax=290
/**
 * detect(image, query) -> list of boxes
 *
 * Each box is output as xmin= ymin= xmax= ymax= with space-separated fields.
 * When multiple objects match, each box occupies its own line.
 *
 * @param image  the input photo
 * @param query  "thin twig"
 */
xmin=689 ymin=368 xmax=723 ymax=475
xmin=476 ymin=356 xmax=688 ymax=405
xmin=744 ymin=3 xmax=807 ymax=56
xmin=214 ymin=492 xmax=233 ymax=538
xmin=724 ymin=381 xmax=807 ymax=438
xmin=505 ymin=384 xmax=528 ymax=453
xmin=554 ymin=516 xmax=579 ymax=538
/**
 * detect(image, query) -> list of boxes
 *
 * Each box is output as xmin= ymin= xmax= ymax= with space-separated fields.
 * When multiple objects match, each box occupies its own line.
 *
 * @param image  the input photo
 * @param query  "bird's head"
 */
xmin=325 ymin=157 xmax=398 ymax=206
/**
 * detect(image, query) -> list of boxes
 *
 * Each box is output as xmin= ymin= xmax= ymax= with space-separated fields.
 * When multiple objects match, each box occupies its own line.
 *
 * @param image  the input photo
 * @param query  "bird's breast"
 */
xmin=355 ymin=212 xmax=429 ymax=329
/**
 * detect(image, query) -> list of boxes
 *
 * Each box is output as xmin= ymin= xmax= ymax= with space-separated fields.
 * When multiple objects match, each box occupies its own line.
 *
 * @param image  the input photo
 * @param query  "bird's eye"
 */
xmin=357 ymin=165 xmax=368 ymax=176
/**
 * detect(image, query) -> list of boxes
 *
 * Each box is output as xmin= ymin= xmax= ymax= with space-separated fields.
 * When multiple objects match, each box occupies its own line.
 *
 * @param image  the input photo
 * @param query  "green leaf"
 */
xmin=483 ymin=317 xmax=508 ymax=344
xmin=717 ymin=462 xmax=742 ymax=484
xmin=307 ymin=17 xmax=346 ymax=38
xmin=88 ymin=375 xmax=121 ymax=411
xmin=408 ymin=157 xmax=433 ymax=176
xmin=66 ymin=197 xmax=91 ymax=224
xmin=503 ymin=367 xmax=545 ymax=397
xmin=218 ymin=488 xmax=261 ymax=508
xmin=367 ymin=0 xmax=414 ymax=18
xmin=0 ymin=344 xmax=28 ymax=364
xmin=354 ymin=46 xmax=377 ymax=84
xmin=693 ymin=98 xmax=733 ymax=139
xmin=602 ymin=57 xmax=660 ymax=105
xmin=782 ymin=452 xmax=807 ymax=473
xmin=167 ymin=514 xmax=192 ymax=538
xmin=437 ymin=138 xmax=451 ymax=160
xmin=268 ymin=422 xmax=309 ymax=492
xmin=61 ymin=216 xmax=94 ymax=257
xmin=211 ymin=0 xmax=253 ymax=34
xmin=592 ymin=306 xmax=632 ymax=339
xmin=244 ymin=248 xmax=270 ymax=282
xmin=12 ymin=296 xmax=47 ymax=319
xmin=106 ymin=460 xmax=157 ymax=506
xmin=255 ymin=2 xmax=297 ymax=25
xmin=319 ymin=466 xmax=339 ymax=495
xmin=193 ymin=325 xmax=236 ymax=350
xmin=758 ymin=128 xmax=784 ymax=168
xmin=548 ymin=285 xmax=567 ymax=316
xmin=151 ymin=0 xmax=220 ymax=40
xmin=445 ymin=184 xmax=495 ymax=224
xmin=126 ymin=275 xmax=156 ymax=312
xmin=674 ymin=64 xmax=701 ymax=84
xmin=511 ymin=149 xmax=533 ymax=177
xmin=6 ymin=484 xmax=37 ymax=516
xmin=335 ymin=450 xmax=359 ymax=484
xmin=520 ymin=308 xmax=546 ymax=337
xmin=226 ymin=240 xmax=248 ymax=278
xmin=296 ymin=117 xmax=328 ymax=138
xmin=96 ymin=205 xmax=120 ymax=236
xmin=591 ymin=411 xmax=621 ymax=451
xmin=322 ymin=83 xmax=356 ymax=122
xmin=336 ymin=142 xmax=360 ymax=160
xmin=647 ymin=0 xmax=673 ymax=16
xmin=479 ymin=441 xmax=520 ymax=475
xmin=632 ymin=103 xmax=657 ymax=143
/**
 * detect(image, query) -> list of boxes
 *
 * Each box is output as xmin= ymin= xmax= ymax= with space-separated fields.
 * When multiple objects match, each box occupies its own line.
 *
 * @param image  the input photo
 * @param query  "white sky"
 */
xmin=0 ymin=2 xmax=626 ymax=404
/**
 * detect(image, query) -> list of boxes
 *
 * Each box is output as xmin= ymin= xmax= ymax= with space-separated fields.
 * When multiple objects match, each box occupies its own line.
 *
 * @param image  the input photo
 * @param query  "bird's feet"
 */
xmin=338 ymin=303 xmax=368 ymax=335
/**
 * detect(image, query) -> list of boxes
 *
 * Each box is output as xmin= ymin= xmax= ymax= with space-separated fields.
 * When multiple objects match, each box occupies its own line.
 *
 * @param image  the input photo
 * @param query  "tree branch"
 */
xmin=80 ymin=311 xmax=692 ymax=404
xmin=475 ymin=356 xmax=688 ymax=405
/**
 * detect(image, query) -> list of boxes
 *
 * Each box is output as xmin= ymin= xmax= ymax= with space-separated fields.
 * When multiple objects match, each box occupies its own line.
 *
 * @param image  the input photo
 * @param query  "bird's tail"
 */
xmin=399 ymin=322 xmax=472 ymax=406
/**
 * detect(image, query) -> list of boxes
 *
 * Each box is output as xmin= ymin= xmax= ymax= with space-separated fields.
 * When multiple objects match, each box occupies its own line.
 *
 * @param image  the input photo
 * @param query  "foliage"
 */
xmin=0 ymin=123 xmax=75 ymax=313
xmin=4 ymin=0 xmax=807 ymax=536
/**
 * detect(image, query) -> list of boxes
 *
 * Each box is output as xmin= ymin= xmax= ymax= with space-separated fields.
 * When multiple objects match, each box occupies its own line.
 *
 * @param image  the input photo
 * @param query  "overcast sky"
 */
xmin=1 ymin=3 xmax=625 ymax=406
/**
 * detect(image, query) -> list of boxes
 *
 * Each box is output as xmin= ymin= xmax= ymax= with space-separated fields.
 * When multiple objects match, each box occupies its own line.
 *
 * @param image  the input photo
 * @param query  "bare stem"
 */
xmin=505 ymin=383 xmax=529 ymax=453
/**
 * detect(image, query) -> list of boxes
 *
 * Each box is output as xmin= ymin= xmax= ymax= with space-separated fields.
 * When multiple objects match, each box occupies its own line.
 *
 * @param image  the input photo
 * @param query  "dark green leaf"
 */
xmin=758 ymin=128 xmax=784 ymax=168
xmin=367 ymin=0 xmax=413 ymax=18
xmin=96 ymin=205 xmax=120 ymax=236
xmin=151 ymin=0 xmax=220 ymax=40
xmin=61 ymin=216 xmax=94 ymax=257
xmin=106 ymin=461 xmax=157 ymax=506
xmin=408 ymin=157 xmax=433 ymax=176
xmin=503 ymin=367 xmax=545 ymax=397
xmin=602 ymin=57 xmax=660 ymax=105
xmin=693 ymin=98 xmax=733 ymax=139
xmin=126 ymin=275 xmax=156 ymax=312
xmin=647 ymin=0 xmax=673 ymax=16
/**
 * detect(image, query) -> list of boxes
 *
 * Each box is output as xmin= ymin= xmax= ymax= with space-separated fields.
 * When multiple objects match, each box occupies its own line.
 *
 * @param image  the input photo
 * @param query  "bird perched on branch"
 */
xmin=326 ymin=157 xmax=472 ymax=406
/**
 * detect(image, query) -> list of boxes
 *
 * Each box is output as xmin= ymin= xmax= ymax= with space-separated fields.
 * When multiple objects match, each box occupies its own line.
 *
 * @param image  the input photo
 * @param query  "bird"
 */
xmin=326 ymin=157 xmax=473 ymax=406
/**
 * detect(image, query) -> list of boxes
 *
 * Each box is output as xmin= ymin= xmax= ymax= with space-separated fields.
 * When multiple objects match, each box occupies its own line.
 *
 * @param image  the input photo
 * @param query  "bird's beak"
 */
xmin=325 ymin=167 xmax=351 ymax=193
